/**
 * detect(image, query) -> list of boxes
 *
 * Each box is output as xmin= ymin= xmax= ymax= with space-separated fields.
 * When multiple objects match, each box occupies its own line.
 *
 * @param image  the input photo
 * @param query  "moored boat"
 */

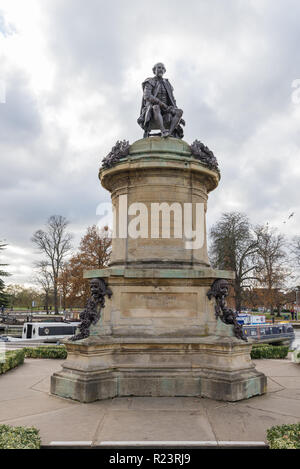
xmin=237 ymin=313 xmax=295 ymax=345
xmin=21 ymin=322 xmax=79 ymax=342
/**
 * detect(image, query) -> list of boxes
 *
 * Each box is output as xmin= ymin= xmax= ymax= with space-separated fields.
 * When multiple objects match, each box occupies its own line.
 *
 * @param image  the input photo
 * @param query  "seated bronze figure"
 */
xmin=137 ymin=62 xmax=185 ymax=139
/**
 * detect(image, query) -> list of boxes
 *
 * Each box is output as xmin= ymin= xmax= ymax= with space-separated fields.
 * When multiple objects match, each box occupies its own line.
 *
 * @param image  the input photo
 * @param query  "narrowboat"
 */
xmin=237 ymin=314 xmax=295 ymax=345
xmin=21 ymin=322 xmax=79 ymax=342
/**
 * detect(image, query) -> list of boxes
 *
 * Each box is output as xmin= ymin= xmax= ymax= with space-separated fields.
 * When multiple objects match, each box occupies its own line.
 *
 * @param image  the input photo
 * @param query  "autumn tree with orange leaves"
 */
xmin=58 ymin=225 xmax=111 ymax=308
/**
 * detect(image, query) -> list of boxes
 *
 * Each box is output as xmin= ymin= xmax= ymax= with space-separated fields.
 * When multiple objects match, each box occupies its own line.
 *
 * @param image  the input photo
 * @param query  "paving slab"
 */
xmin=266 ymin=376 xmax=300 ymax=390
xmin=3 ymin=403 xmax=106 ymax=445
xmin=108 ymin=397 xmax=133 ymax=410
xmin=95 ymin=409 xmax=215 ymax=443
xmin=0 ymin=358 xmax=299 ymax=445
xmin=202 ymin=402 xmax=299 ymax=442
xmin=272 ymin=388 xmax=300 ymax=400
xmin=243 ymin=395 xmax=300 ymax=418
xmin=130 ymin=397 xmax=186 ymax=410
xmin=253 ymin=359 xmax=299 ymax=377
xmin=0 ymin=360 xmax=61 ymax=400
xmin=265 ymin=377 xmax=285 ymax=393
xmin=31 ymin=375 xmax=55 ymax=393
xmin=0 ymin=394 xmax=76 ymax=423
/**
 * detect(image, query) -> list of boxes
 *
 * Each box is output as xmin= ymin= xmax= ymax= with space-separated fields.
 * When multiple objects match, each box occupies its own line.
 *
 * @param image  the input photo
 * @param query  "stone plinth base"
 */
xmin=51 ymin=337 xmax=267 ymax=403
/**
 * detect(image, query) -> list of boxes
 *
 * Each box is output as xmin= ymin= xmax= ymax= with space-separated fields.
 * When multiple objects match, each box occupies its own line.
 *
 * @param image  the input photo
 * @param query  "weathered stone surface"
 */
xmin=99 ymin=137 xmax=219 ymax=270
xmin=51 ymin=137 xmax=266 ymax=403
xmin=51 ymin=338 xmax=266 ymax=403
xmin=82 ymin=268 xmax=234 ymax=339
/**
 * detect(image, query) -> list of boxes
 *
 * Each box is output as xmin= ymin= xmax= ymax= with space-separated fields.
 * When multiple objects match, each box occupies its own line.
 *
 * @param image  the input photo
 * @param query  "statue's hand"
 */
xmin=150 ymin=97 xmax=159 ymax=105
xmin=159 ymin=102 xmax=168 ymax=111
xmin=180 ymin=119 xmax=186 ymax=126
xmin=167 ymin=106 xmax=176 ymax=115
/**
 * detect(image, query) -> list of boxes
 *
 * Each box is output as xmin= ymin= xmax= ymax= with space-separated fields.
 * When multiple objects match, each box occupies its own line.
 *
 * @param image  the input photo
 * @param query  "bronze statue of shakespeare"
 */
xmin=138 ymin=62 xmax=185 ymax=139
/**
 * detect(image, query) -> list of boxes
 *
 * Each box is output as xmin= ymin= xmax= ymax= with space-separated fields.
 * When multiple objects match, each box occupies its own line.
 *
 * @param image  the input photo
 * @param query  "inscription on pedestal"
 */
xmin=121 ymin=292 xmax=197 ymax=318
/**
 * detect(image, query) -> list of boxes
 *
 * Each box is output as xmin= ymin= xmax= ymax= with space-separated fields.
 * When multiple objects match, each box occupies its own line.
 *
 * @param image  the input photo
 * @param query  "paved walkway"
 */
xmin=0 ymin=358 xmax=299 ymax=445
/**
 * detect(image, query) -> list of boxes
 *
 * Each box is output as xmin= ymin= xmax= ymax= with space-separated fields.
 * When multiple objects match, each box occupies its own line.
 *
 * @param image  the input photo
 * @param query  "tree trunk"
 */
xmin=53 ymin=279 xmax=58 ymax=314
xmin=234 ymin=281 xmax=242 ymax=312
xmin=276 ymin=304 xmax=282 ymax=318
xmin=45 ymin=292 xmax=49 ymax=313
xmin=62 ymin=292 xmax=66 ymax=311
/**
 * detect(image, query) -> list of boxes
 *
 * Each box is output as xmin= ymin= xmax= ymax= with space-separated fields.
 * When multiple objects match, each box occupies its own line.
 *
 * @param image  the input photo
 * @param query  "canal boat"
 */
xmin=237 ymin=314 xmax=295 ymax=345
xmin=21 ymin=322 xmax=79 ymax=342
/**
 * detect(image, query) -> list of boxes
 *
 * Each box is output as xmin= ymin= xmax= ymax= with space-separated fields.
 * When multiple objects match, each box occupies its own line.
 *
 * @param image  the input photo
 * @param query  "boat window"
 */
xmin=38 ymin=326 xmax=77 ymax=336
xmin=26 ymin=324 xmax=32 ymax=339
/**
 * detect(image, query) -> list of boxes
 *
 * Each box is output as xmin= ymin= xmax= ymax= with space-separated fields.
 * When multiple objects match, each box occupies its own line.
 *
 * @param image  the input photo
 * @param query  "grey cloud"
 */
xmin=0 ymin=69 xmax=42 ymax=144
xmin=2 ymin=0 xmax=300 ymax=284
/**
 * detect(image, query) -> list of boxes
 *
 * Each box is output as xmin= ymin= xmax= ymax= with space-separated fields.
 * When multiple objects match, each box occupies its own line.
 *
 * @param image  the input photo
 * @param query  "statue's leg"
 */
xmin=169 ymin=109 xmax=183 ymax=136
xmin=153 ymin=105 xmax=169 ymax=137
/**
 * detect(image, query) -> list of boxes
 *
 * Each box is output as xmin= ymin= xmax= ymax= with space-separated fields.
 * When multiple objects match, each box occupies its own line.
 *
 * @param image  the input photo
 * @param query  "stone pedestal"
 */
xmin=51 ymin=137 xmax=267 ymax=402
xmin=51 ymin=336 xmax=266 ymax=403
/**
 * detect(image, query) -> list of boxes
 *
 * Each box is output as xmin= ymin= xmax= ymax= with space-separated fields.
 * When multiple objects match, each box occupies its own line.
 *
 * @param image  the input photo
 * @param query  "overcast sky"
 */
xmin=0 ymin=0 xmax=300 ymax=286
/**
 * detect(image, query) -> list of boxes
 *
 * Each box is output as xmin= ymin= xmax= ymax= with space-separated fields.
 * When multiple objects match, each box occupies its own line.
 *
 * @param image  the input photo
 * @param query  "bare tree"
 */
xmin=255 ymin=224 xmax=290 ymax=316
xmin=33 ymin=261 xmax=53 ymax=312
xmin=32 ymin=215 xmax=73 ymax=313
xmin=57 ymin=262 xmax=72 ymax=311
xmin=58 ymin=225 xmax=112 ymax=308
xmin=209 ymin=212 xmax=258 ymax=312
xmin=291 ymin=236 xmax=300 ymax=270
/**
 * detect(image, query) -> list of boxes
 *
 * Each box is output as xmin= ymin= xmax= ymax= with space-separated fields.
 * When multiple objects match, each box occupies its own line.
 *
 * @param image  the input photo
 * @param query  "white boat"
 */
xmin=21 ymin=322 xmax=79 ymax=342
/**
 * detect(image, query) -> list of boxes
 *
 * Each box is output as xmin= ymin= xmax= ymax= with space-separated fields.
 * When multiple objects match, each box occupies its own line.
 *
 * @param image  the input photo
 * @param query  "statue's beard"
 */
xmin=91 ymin=291 xmax=104 ymax=303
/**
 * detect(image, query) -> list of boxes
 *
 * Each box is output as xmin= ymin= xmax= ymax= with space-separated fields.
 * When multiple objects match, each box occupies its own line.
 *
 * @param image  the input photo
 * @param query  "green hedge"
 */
xmin=24 ymin=346 xmax=67 ymax=359
xmin=0 ymin=425 xmax=40 ymax=449
xmin=267 ymin=423 xmax=300 ymax=449
xmin=0 ymin=349 xmax=25 ymax=375
xmin=251 ymin=344 xmax=289 ymax=359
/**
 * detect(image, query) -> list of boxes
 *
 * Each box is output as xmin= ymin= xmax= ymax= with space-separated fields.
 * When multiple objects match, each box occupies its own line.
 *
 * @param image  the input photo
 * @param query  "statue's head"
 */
xmin=89 ymin=278 xmax=106 ymax=299
xmin=153 ymin=62 xmax=166 ymax=78
xmin=218 ymin=279 xmax=229 ymax=297
xmin=207 ymin=279 xmax=229 ymax=300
